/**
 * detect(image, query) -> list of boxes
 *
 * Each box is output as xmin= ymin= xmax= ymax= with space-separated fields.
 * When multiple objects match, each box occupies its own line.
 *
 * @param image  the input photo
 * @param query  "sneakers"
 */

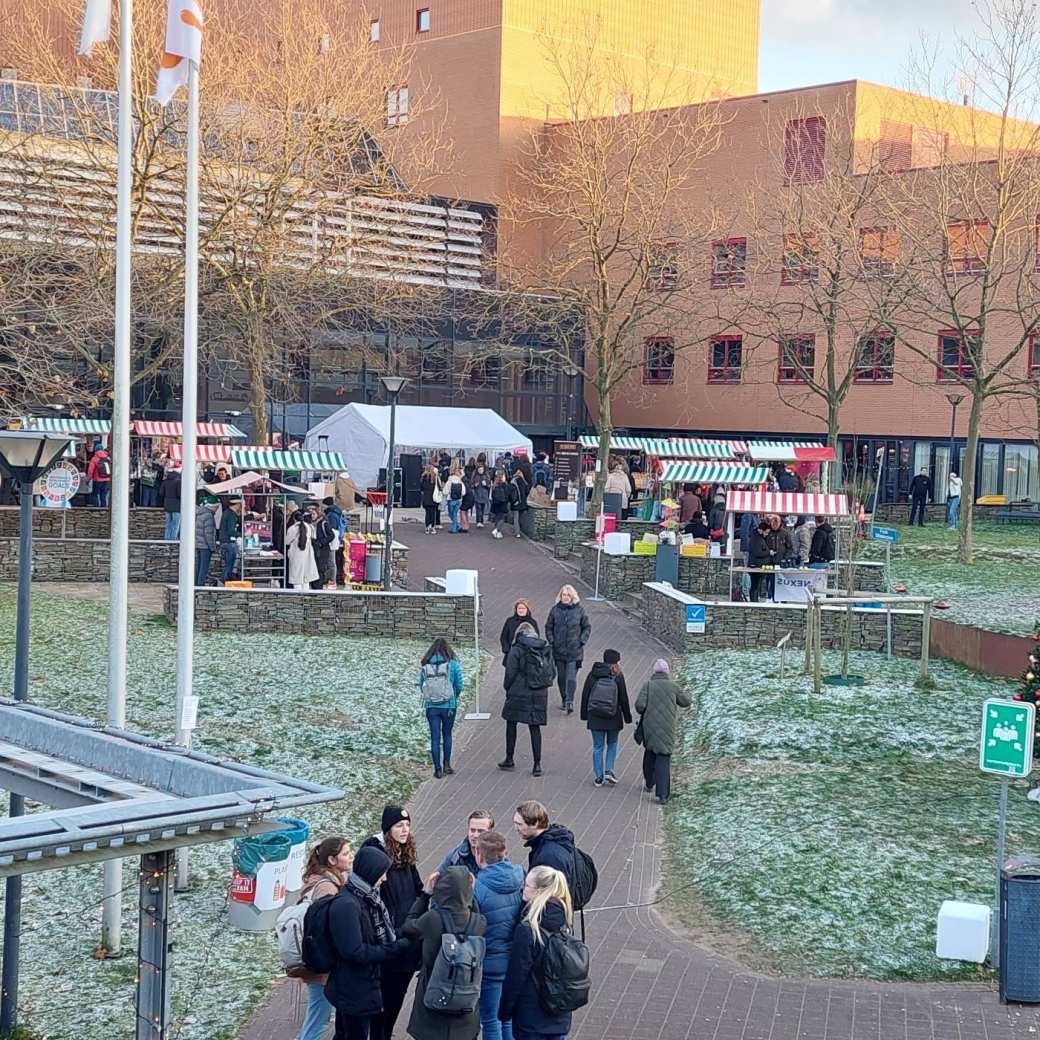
xmin=497 ymin=759 xmax=515 ymax=770
xmin=444 ymin=764 xmax=455 ymax=775
xmin=566 ymin=707 xmax=574 ymax=715
xmin=605 ymin=770 xmax=617 ymax=785
xmin=477 ymin=522 xmax=484 ymax=528
xmin=492 ymin=530 xmax=503 ymax=539
xmin=594 ymin=776 xmax=604 ymax=787
xmin=515 ymin=533 xmax=521 ymax=538
xmin=532 ymin=765 xmax=543 ymax=777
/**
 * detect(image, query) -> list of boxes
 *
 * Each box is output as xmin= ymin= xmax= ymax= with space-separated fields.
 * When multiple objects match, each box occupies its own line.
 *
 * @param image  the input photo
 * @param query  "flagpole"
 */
xmin=100 ymin=0 xmax=134 ymax=960
xmin=174 ymin=56 xmax=201 ymax=891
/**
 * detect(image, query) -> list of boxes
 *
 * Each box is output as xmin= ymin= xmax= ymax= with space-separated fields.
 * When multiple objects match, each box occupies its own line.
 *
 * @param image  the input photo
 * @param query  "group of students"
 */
xmin=286 ymin=800 xmax=590 ymax=1040
xmin=419 ymin=455 xmax=531 ymax=540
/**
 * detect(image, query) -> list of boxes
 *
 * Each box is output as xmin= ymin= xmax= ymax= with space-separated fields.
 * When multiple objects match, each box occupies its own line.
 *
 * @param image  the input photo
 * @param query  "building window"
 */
xmin=386 ymin=85 xmax=408 ymax=127
xmin=781 ymin=233 xmax=818 ymax=285
xmin=859 ymin=226 xmax=899 ymax=277
xmin=522 ymin=354 xmax=554 ymax=388
xmin=1029 ymin=335 xmax=1040 ymax=377
xmin=878 ymin=120 xmax=912 ymax=172
xmin=416 ymin=8 xmax=430 ymax=32
xmin=854 ymin=332 xmax=895 ymax=383
xmin=946 ymin=220 xmax=989 ymax=274
xmin=643 ymin=337 xmax=675 ymax=385
xmin=370 ymin=19 xmax=380 ymax=42
xmin=422 ymin=344 xmax=449 ymax=383
xmin=708 ymin=335 xmax=742 ymax=383
xmin=937 ymin=330 xmax=978 ymax=381
xmin=711 ymin=237 xmax=747 ymax=288
xmin=784 ymin=116 xmax=826 ymax=184
xmin=778 ymin=334 xmax=815 ymax=383
xmin=468 ymin=356 xmax=500 ymax=387
xmin=648 ymin=240 xmax=680 ymax=290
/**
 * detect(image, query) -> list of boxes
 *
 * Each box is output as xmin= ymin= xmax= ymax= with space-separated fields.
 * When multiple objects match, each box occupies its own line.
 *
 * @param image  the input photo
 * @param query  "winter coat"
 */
xmin=403 ymin=867 xmax=487 ymax=1040
xmin=545 ymin=601 xmax=591 ymax=664
xmin=86 ymin=451 xmax=112 ymax=484
xmin=490 ymin=482 xmax=512 ymax=516
xmin=525 ymin=824 xmax=577 ymax=890
xmin=325 ymin=881 xmax=404 ymax=1016
xmin=579 ymin=661 xmax=632 ymax=734
xmin=420 ymin=473 xmax=441 ymax=508
xmin=498 ymin=900 xmax=573 ymax=1036
xmin=286 ymin=522 xmax=320 ymax=586
xmin=471 ymin=469 xmax=492 ymax=507
xmin=605 ymin=469 xmax=631 ymax=509
xmin=683 ymin=518 xmax=710 ymax=539
xmin=738 ymin=512 xmax=758 ymax=555
xmin=511 ymin=474 xmax=530 ymax=513
xmin=473 ymin=860 xmax=524 ymax=977
xmin=360 ymin=834 xmax=423 ymax=976
xmin=708 ymin=500 xmax=726 ymax=533
xmin=910 ymin=473 xmax=932 ymax=500
xmin=325 ymin=502 xmax=346 ymax=538
xmin=678 ymin=492 xmax=701 ymax=524
xmin=159 ymin=474 xmax=181 ymax=514
xmin=272 ymin=505 xmax=285 ymax=555
xmin=635 ymin=674 xmax=692 ymax=755
xmin=195 ymin=504 xmax=217 ymax=551
xmin=420 ymin=653 xmax=464 ymax=711
xmin=747 ymin=530 xmax=773 ymax=568
xmin=793 ymin=523 xmax=813 ymax=565
xmin=500 ymin=612 xmax=540 ymax=665
xmin=765 ymin=525 xmax=792 ymax=563
xmin=444 ymin=474 xmax=466 ymax=504
xmin=218 ymin=508 xmax=241 ymax=545
xmin=809 ymin=522 xmax=835 ymax=564
xmin=502 ymin=634 xmax=550 ymax=726
xmin=461 ymin=487 xmax=475 ymax=511
xmin=777 ymin=468 xmax=798 ymax=492
xmin=436 ymin=837 xmax=479 ymax=879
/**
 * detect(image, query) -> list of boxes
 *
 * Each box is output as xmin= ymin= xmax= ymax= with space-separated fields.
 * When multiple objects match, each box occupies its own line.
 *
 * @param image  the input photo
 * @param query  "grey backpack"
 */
xmin=423 ymin=662 xmax=454 ymax=705
xmin=423 ymin=908 xmax=485 ymax=1015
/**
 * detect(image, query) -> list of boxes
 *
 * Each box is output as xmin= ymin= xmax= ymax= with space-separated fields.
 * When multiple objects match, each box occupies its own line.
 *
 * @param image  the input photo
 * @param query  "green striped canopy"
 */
xmin=19 ymin=416 xmax=111 ymax=435
xmin=230 ymin=448 xmax=346 ymax=472
xmin=659 ymin=461 xmax=769 ymax=485
xmin=578 ymin=435 xmax=737 ymax=459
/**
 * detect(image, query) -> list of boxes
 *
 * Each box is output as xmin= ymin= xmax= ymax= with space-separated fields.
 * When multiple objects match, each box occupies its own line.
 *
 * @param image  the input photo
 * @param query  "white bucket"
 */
xmin=445 ymin=569 xmax=478 ymax=596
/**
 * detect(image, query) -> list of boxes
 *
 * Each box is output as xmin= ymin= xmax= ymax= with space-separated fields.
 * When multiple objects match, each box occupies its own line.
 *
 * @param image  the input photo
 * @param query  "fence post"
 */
xmin=920 ymin=601 xmax=932 ymax=681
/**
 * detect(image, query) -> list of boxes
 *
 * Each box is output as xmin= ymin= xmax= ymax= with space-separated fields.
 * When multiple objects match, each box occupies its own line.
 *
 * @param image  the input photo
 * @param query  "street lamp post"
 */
xmin=0 ymin=431 xmax=75 ymax=1036
xmin=380 ymin=376 xmax=408 ymax=591
xmin=946 ymin=392 xmax=965 ymax=477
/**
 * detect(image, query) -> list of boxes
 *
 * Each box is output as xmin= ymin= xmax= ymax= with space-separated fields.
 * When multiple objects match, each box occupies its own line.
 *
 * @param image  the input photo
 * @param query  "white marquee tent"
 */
xmin=305 ymin=403 xmax=533 ymax=492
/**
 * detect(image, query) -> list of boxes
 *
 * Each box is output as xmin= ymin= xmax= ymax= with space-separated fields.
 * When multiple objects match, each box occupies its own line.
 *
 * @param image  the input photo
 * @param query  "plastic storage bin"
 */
xmin=936 ymin=900 xmax=990 ymax=962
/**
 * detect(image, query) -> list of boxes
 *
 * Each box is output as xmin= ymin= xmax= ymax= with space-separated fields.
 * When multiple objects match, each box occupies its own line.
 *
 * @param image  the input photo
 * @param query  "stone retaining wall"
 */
xmin=552 ymin=517 xmax=661 ymax=558
xmin=0 ymin=506 xmax=167 ymax=540
xmin=643 ymin=583 xmax=923 ymax=657
xmin=165 ymin=584 xmax=473 ymax=641
xmin=872 ymin=502 xmax=1002 ymax=523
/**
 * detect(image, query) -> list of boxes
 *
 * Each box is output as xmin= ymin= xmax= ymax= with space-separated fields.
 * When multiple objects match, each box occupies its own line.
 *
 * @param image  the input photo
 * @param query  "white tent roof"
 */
xmin=305 ymin=404 xmax=533 ymax=492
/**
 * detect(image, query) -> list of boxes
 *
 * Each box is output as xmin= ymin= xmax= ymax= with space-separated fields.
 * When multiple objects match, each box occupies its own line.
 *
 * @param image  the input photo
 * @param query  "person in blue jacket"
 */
xmin=419 ymin=638 xmax=464 ymax=779
xmin=472 ymin=830 xmax=524 ymax=1040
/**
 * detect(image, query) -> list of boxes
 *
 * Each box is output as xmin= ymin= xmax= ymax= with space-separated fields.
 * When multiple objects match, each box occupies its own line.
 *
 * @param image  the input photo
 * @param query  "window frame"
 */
xmin=707 ymin=335 xmax=742 ymax=384
xmin=647 ymin=239 xmax=680 ymax=291
xmin=853 ymin=331 xmax=895 ymax=384
xmin=710 ymin=237 xmax=747 ymax=288
xmin=777 ymin=334 xmax=816 ymax=384
xmin=859 ymin=226 xmax=899 ymax=278
xmin=945 ymin=219 xmax=990 ymax=275
xmin=416 ymin=8 xmax=430 ymax=33
xmin=1029 ymin=334 xmax=1040 ymax=378
xmin=781 ymin=233 xmax=819 ymax=285
xmin=370 ymin=18 xmax=381 ymax=42
xmin=386 ymin=85 xmax=409 ymax=127
xmin=936 ymin=329 xmax=979 ymax=382
xmin=784 ymin=116 xmax=827 ymax=184
xmin=643 ymin=336 xmax=675 ymax=385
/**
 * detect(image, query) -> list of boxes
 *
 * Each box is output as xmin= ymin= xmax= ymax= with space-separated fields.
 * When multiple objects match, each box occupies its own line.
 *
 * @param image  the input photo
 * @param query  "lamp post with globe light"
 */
xmin=380 ymin=376 xmax=408 ymax=590
xmin=0 ymin=430 xmax=75 ymax=1035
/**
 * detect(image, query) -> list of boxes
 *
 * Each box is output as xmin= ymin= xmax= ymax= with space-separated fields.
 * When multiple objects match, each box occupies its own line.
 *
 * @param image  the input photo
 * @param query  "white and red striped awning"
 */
xmin=726 ymin=489 xmax=849 ymax=516
xmin=746 ymin=442 xmax=836 ymax=463
xmin=166 ymin=443 xmax=240 ymax=462
xmin=132 ymin=420 xmax=246 ymax=439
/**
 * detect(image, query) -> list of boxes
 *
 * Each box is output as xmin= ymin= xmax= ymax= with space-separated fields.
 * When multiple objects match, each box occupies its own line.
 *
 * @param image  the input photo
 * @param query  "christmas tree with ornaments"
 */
xmin=1014 ymin=625 xmax=1040 ymax=797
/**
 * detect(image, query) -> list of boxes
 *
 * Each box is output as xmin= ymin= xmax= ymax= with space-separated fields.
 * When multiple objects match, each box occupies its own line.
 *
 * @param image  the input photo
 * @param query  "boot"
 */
xmin=497 ymin=758 xmax=515 ymax=770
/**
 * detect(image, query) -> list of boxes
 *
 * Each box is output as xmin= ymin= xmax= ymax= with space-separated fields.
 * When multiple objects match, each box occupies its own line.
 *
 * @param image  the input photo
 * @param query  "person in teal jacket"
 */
xmin=419 ymin=638 xmax=464 ymax=779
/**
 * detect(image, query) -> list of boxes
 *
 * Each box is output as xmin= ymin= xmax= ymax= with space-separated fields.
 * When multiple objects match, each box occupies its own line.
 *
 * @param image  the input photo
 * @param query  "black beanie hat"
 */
xmin=603 ymin=649 xmax=621 ymax=665
xmin=381 ymin=805 xmax=410 ymax=833
xmin=352 ymin=846 xmax=391 ymax=885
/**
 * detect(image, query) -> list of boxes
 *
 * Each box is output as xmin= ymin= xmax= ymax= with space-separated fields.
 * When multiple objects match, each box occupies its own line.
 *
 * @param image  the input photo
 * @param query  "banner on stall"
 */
xmin=774 ymin=568 xmax=828 ymax=604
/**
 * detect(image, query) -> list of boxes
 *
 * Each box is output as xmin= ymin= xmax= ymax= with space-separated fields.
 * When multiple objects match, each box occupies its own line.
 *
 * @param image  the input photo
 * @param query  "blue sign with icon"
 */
xmin=685 ymin=603 xmax=706 ymax=634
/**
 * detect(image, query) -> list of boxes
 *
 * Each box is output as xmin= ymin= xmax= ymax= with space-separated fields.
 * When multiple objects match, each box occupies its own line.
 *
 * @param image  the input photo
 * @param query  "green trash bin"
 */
xmin=273 ymin=817 xmax=311 ymax=903
xmin=229 ymin=831 xmax=292 ymax=931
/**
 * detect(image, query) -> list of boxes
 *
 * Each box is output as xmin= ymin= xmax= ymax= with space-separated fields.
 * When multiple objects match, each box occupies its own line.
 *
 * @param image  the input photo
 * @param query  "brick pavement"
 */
xmin=240 ymin=520 xmax=1040 ymax=1040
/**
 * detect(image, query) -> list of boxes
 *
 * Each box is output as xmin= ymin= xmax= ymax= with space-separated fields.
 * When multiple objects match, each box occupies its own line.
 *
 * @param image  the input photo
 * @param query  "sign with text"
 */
xmin=685 ymin=603 xmax=706 ymax=634
xmin=34 ymin=461 xmax=81 ymax=506
xmin=871 ymin=525 xmax=899 ymax=543
xmin=553 ymin=441 xmax=580 ymax=483
xmin=773 ymin=568 xmax=828 ymax=604
xmin=980 ymin=699 xmax=1035 ymax=777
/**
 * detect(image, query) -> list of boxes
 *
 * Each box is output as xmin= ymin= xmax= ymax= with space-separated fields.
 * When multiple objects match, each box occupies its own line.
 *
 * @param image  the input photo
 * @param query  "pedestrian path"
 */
xmin=240 ymin=522 xmax=1040 ymax=1040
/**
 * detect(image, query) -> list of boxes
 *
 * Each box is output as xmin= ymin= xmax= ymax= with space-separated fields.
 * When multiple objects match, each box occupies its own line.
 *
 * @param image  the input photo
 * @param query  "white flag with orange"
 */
xmin=156 ymin=0 xmax=203 ymax=106
xmin=78 ymin=0 xmax=113 ymax=56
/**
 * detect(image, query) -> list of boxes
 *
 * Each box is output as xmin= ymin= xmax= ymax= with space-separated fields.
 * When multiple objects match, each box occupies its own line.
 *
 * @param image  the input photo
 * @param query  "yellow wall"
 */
xmin=498 ymin=0 xmax=759 ymax=122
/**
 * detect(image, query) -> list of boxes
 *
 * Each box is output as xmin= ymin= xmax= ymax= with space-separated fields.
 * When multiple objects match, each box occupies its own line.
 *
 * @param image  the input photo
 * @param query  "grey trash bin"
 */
xmin=1000 ymin=854 xmax=1040 ymax=1002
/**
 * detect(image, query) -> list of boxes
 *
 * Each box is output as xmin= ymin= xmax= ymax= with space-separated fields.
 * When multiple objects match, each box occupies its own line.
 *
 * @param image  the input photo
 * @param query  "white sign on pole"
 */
xmin=774 ymin=569 xmax=828 ymax=604
xmin=179 ymin=694 xmax=199 ymax=732
xmin=34 ymin=461 xmax=81 ymax=506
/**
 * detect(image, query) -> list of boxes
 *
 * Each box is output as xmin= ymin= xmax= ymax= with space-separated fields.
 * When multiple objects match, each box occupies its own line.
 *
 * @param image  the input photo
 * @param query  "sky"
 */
xmin=758 ymin=0 xmax=980 ymax=97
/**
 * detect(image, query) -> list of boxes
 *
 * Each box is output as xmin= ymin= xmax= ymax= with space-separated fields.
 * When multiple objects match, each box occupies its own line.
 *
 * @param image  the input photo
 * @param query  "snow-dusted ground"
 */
xmin=0 ymin=588 xmax=481 ymax=1039
xmin=666 ymin=648 xmax=1040 ymax=979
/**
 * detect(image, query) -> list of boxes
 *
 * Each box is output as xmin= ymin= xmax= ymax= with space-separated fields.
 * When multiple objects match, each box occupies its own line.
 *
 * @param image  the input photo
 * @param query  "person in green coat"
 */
xmin=634 ymin=658 xmax=691 ymax=804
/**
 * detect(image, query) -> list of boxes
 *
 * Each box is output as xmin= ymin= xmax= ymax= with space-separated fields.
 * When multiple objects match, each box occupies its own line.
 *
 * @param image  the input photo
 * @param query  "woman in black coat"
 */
xmin=579 ymin=650 xmax=632 ymax=786
xmin=545 ymin=585 xmax=591 ymax=714
xmin=499 ymin=623 xmax=550 ymax=777
xmin=499 ymin=599 xmax=539 ymax=665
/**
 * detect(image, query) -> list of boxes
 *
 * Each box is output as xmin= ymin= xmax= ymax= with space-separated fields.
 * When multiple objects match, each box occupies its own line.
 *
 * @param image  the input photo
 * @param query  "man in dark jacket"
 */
xmin=436 ymin=809 xmax=494 ymax=878
xmin=808 ymin=514 xmax=835 ymax=567
xmin=545 ymin=587 xmax=591 ymax=714
xmin=194 ymin=495 xmax=217 ymax=587
xmin=218 ymin=499 xmax=242 ymax=584
xmin=513 ymin=800 xmax=578 ymax=894
xmin=324 ymin=496 xmax=347 ymax=585
xmin=326 ymin=845 xmax=409 ymax=1040
xmin=579 ymin=649 xmax=632 ymax=787
xmin=909 ymin=467 xmax=932 ymax=526
xmin=747 ymin=520 xmax=774 ymax=602
xmin=159 ymin=466 xmax=182 ymax=541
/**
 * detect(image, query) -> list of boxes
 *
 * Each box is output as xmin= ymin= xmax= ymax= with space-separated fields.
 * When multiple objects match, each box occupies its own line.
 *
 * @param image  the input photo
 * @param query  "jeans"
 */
xmin=221 ymin=542 xmax=239 ymax=583
xmin=591 ymin=729 xmax=619 ymax=780
xmin=164 ymin=511 xmax=180 ymax=541
xmin=333 ymin=1013 xmax=370 ymax=1040
xmin=555 ymin=658 xmax=578 ymax=708
xmin=93 ymin=482 xmax=110 ymax=507
xmin=909 ymin=496 xmax=927 ymax=526
xmin=446 ymin=499 xmax=461 ymax=532
xmin=475 ymin=502 xmax=486 ymax=524
xmin=427 ymin=706 xmax=456 ymax=769
xmin=642 ymin=749 xmax=671 ymax=801
xmin=479 ymin=975 xmax=513 ymax=1040
xmin=948 ymin=495 xmax=960 ymax=529
xmin=140 ymin=484 xmax=159 ymax=507
xmin=194 ymin=547 xmax=212 ymax=586
xmin=493 ymin=511 xmax=509 ymax=534
xmin=298 ymin=981 xmax=333 ymax=1040
xmin=512 ymin=510 xmax=521 ymax=536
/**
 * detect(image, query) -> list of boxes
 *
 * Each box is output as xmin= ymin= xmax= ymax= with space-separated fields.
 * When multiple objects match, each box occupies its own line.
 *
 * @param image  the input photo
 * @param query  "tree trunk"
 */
xmin=246 ymin=334 xmax=269 ymax=445
xmin=591 ymin=386 xmax=612 ymax=513
xmin=827 ymin=400 xmax=841 ymax=490
xmin=957 ymin=390 xmax=984 ymax=565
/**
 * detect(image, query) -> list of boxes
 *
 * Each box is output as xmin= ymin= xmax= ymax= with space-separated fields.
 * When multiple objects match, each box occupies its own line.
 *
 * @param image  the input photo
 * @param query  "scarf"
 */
xmin=347 ymin=873 xmax=396 ymax=946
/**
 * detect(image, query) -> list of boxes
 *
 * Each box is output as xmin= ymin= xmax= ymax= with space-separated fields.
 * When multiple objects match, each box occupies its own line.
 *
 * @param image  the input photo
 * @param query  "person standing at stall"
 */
xmin=747 ymin=520 xmax=774 ymax=602
xmin=286 ymin=510 xmax=320 ymax=589
xmin=218 ymin=498 xmax=243 ymax=584
xmin=159 ymin=462 xmax=181 ymax=540
xmin=194 ymin=494 xmax=218 ymax=586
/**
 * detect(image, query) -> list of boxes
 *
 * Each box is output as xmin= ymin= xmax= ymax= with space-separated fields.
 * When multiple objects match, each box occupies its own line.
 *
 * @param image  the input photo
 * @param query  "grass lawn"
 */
xmin=665 ymin=648 xmax=1039 ymax=980
xmin=0 ymin=587 xmax=482 ymax=1040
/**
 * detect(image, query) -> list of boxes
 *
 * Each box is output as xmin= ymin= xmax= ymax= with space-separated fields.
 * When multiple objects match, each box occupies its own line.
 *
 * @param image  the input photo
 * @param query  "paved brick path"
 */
xmin=240 ymin=521 xmax=1040 ymax=1040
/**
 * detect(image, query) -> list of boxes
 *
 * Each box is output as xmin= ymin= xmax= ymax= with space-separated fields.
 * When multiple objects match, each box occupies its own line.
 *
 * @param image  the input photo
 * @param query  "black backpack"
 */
xmin=587 ymin=675 xmax=618 ymax=719
xmin=300 ymin=893 xmax=337 ymax=973
xmin=570 ymin=847 xmax=598 ymax=912
xmin=450 ymin=480 xmax=463 ymax=501
xmin=537 ymin=927 xmax=591 ymax=1015
xmin=97 ymin=457 xmax=112 ymax=478
xmin=525 ymin=643 xmax=557 ymax=690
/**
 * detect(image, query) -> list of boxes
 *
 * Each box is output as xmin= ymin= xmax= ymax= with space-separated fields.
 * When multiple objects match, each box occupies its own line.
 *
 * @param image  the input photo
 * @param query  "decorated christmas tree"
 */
xmin=1012 ymin=622 xmax=1040 ymax=758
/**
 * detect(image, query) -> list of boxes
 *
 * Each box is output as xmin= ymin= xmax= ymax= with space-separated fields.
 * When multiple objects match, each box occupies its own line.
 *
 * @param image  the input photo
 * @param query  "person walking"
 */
xmin=499 ymin=600 xmax=539 ymax=666
xmin=402 ymin=867 xmax=487 ymax=1040
xmin=472 ymin=831 xmax=524 ymax=1040
xmin=472 ymin=463 xmax=492 ymax=528
xmin=499 ymin=622 xmax=554 ymax=777
xmin=509 ymin=469 xmax=529 ymax=538
xmin=909 ymin=467 xmax=932 ymax=526
xmin=159 ymin=463 xmax=181 ymax=539
xmin=490 ymin=473 xmax=512 ymax=539
xmin=947 ymin=471 xmax=962 ymax=530
xmin=293 ymin=836 xmax=354 ymax=1040
xmin=420 ymin=638 xmax=464 ymax=778
xmin=579 ymin=649 xmax=632 ymax=788
xmin=635 ymin=659 xmax=692 ymax=804
xmin=445 ymin=461 xmax=467 ymax=533
xmin=218 ymin=499 xmax=242 ymax=584
xmin=87 ymin=445 xmax=113 ymax=508
xmin=326 ymin=845 xmax=410 ymax=1040
xmin=287 ymin=510 xmax=320 ymax=589
xmin=194 ymin=494 xmax=217 ymax=586
xmin=498 ymin=866 xmax=577 ymax=1040
xmin=436 ymin=810 xmax=494 ymax=878
xmin=545 ymin=585 xmax=590 ymax=714
xmin=420 ymin=464 xmax=442 ymax=535
xmin=361 ymin=807 xmax=424 ymax=1040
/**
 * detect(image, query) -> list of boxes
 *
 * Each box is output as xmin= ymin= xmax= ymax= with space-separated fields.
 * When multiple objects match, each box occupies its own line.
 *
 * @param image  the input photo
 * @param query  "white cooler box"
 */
xmin=603 ymin=532 xmax=631 ymax=555
xmin=936 ymin=900 xmax=990 ymax=962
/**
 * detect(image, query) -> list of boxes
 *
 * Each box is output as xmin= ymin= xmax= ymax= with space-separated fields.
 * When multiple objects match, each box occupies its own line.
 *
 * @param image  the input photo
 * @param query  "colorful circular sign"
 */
xmin=37 ymin=461 xmax=81 ymax=505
